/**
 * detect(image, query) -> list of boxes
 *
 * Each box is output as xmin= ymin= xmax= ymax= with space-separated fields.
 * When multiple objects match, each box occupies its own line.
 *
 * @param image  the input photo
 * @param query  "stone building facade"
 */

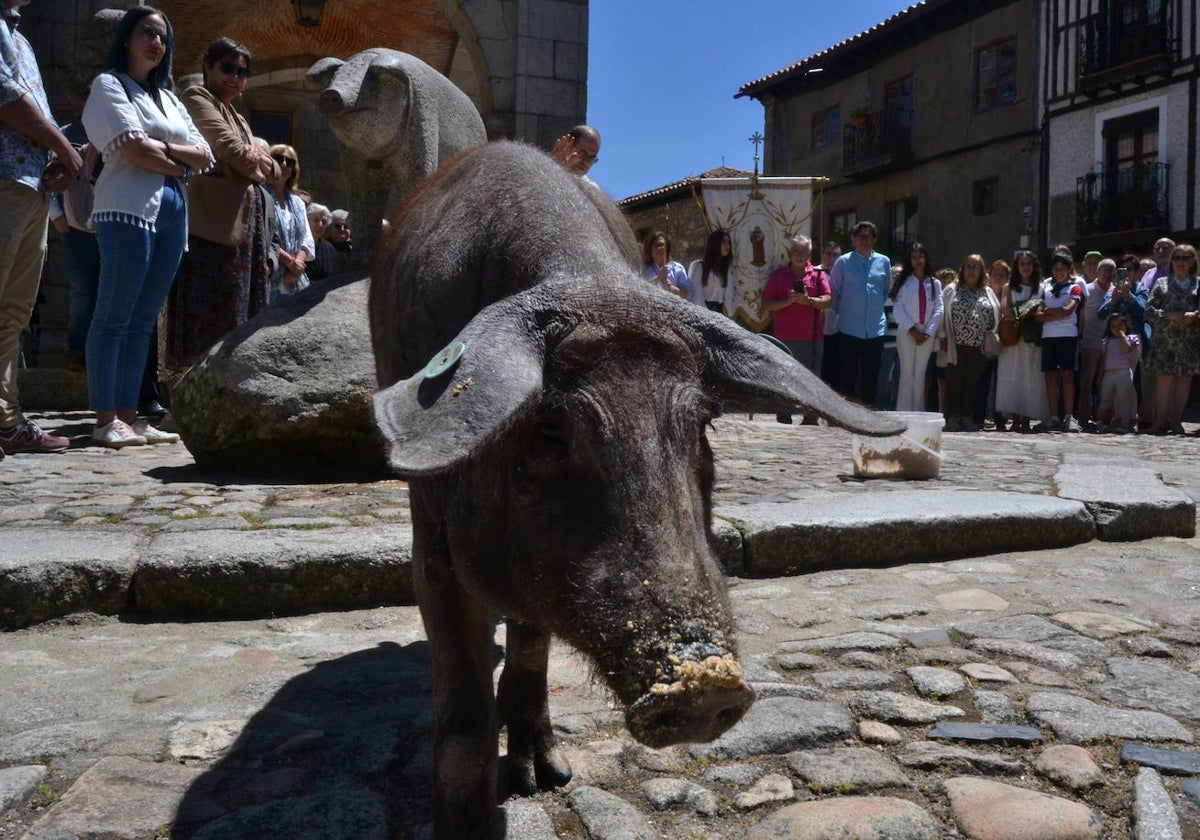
xmin=737 ymin=0 xmax=1042 ymax=268
xmin=1039 ymin=0 xmax=1199 ymax=254
xmin=21 ymin=0 xmax=589 ymax=367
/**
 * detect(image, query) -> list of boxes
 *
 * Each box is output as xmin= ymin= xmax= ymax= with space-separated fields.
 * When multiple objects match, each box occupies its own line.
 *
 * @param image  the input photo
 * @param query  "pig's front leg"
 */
xmin=497 ymin=619 xmax=573 ymax=795
xmin=414 ymin=530 xmax=500 ymax=838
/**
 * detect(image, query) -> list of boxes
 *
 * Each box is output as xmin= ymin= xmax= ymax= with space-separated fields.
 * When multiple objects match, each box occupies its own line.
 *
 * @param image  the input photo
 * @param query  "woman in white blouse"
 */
xmin=890 ymin=244 xmax=943 ymax=412
xmin=81 ymin=7 xmax=212 ymax=448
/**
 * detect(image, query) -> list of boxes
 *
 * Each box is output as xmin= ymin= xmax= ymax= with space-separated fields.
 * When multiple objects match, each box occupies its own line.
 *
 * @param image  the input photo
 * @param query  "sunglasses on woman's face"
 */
xmin=272 ymin=154 xmax=296 ymax=167
xmin=138 ymin=23 xmax=168 ymax=45
xmin=216 ymin=60 xmax=250 ymax=80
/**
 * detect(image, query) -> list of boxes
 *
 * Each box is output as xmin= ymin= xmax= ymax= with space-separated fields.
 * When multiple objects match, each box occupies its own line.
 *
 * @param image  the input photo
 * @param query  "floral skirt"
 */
xmin=162 ymin=189 xmax=271 ymax=385
xmin=1146 ymin=321 xmax=1200 ymax=376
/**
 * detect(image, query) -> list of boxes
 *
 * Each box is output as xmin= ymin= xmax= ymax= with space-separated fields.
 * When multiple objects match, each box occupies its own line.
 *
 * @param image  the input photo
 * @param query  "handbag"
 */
xmin=61 ymin=144 xmax=101 ymax=231
xmin=982 ymin=330 xmax=1002 ymax=359
xmin=998 ymin=317 xmax=1020 ymax=346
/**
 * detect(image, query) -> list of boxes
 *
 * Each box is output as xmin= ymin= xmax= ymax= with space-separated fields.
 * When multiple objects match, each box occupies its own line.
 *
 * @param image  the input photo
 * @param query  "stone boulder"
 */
xmin=171 ymin=274 xmax=385 ymax=477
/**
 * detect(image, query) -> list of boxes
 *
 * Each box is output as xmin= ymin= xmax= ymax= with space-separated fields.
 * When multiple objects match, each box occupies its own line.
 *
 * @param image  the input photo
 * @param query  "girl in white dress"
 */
xmin=995 ymin=250 xmax=1049 ymax=431
xmin=890 ymin=244 xmax=943 ymax=412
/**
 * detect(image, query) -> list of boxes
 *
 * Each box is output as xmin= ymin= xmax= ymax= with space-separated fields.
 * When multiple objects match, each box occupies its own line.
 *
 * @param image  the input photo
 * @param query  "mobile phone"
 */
xmin=1117 ymin=267 xmax=1129 ymax=282
xmin=794 ymin=280 xmax=806 ymax=293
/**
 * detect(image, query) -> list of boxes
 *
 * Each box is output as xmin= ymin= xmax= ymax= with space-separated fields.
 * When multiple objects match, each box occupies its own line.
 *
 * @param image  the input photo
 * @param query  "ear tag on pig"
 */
xmin=422 ymin=340 xmax=466 ymax=380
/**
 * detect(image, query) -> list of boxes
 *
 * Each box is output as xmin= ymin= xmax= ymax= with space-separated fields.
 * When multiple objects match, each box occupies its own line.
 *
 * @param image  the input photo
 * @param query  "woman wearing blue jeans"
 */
xmin=81 ymin=7 xmax=212 ymax=447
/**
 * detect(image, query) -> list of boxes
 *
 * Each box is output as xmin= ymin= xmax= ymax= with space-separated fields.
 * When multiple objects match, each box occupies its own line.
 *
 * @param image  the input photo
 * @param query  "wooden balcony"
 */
xmin=1077 ymin=12 xmax=1173 ymax=93
xmin=842 ymin=107 xmax=913 ymax=178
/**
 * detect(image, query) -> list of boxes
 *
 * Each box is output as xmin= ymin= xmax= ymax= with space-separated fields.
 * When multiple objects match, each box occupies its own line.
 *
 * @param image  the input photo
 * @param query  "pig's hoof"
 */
xmin=505 ymin=758 xmax=539 ymax=797
xmin=534 ymin=749 xmax=572 ymax=789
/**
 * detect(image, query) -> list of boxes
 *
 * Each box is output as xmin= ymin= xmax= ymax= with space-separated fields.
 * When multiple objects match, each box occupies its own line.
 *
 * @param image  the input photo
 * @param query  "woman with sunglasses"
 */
xmin=266 ymin=144 xmax=314 ymax=304
xmin=163 ymin=37 xmax=279 ymax=391
xmin=939 ymin=254 xmax=1001 ymax=432
xmin=81 ymin=6 xmax=213 ymax=447
xmin=1143 ymin=243 xmax=1200 ymax=435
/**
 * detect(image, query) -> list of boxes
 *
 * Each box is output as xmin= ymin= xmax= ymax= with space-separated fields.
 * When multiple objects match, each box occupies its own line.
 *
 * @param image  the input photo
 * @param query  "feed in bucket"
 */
xmin=851 ymin=411 xmax=945 ymax=479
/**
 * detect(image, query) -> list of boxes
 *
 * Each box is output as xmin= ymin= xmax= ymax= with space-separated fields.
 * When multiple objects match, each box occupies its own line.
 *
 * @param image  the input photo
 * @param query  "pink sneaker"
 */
xmin=92 ymin=419 xmax=147 ymax=449
xmin=0 ymin=419 xmax=70 ymax=453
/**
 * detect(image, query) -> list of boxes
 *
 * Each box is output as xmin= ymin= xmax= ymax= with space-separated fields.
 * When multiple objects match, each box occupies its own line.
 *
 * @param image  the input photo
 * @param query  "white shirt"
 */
xmin=893 ymin=275 xmax=944 ymax=337
xmin=82 ymin=72 xmax=212 ymax=231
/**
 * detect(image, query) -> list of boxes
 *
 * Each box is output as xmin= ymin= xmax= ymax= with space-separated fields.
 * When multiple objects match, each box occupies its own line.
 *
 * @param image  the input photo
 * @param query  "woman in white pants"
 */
xmin=891 ymin=244 xmax=943 ymax=411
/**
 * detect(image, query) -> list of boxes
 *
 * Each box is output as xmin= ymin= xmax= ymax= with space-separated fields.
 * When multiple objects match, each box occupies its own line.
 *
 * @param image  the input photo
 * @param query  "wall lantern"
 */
xmin=292 ymin=0 xmax=325 ymax=27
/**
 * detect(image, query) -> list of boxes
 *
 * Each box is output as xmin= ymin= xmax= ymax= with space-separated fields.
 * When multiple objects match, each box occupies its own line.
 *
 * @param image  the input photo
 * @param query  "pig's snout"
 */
xmin=318 ymin=88 xmax=349 ymax=116
xmin=625 ymin=645 xmax=754 ymax=749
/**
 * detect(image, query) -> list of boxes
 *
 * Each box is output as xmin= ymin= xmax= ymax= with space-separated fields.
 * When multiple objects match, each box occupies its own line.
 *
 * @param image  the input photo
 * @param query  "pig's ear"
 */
xmin=673 ymin=302 xmax=907 ymax=437
xmin=373 ymin=298 xmax=545 ymax=478
xmin=305 ymin=57 xmax=344 ymax=90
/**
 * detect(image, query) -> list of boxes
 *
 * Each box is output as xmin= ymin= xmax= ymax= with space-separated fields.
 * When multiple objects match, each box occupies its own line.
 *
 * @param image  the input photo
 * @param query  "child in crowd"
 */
xmin=1096 ymin=312 xmax=1141 ymax=434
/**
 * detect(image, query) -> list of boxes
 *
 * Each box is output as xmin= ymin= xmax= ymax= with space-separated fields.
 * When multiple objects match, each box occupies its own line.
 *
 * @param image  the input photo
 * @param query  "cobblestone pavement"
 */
xmin=3 ymin=410 xmax=1199 ymax=531
xmin=1 ymin=411 xmax=1199 ymax=839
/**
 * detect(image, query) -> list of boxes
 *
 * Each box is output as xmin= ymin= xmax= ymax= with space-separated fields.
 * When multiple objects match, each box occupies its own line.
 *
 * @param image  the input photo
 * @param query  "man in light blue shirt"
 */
xmin=0 ymin=0 xmax=80 ymax=455
xmin=830 ymin=221 xmax=891 ymax=404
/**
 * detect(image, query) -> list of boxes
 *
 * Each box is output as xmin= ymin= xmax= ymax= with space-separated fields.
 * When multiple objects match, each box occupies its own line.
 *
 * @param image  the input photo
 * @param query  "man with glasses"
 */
xmin=1138 ymin=238 xmax=1175 ymax=293
xmin=0 ymin=0 xmax=81 ymax=456
xmin=830 ymin=221 xmax=891 ymax=404
xmin=551 ymin=124 xmax=600 ymax=178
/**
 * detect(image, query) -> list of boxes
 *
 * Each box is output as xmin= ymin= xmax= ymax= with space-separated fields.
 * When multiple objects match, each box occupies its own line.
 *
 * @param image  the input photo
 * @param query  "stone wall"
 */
xmin=622 ymin=195 xmax=713 ymax=272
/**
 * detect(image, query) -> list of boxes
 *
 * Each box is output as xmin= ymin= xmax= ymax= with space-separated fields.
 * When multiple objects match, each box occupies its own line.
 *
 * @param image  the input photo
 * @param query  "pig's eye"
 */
xmin=531 ymin=415 xmax=571 ymax=461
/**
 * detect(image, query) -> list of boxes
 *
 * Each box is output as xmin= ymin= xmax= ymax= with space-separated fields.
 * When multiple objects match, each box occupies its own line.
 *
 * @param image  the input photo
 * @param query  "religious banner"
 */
xmin=698 ymin=176 xmax=822 ymax=332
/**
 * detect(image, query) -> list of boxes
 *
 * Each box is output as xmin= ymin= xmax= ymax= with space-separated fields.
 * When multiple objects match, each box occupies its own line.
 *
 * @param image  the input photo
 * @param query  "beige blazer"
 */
xmin=180 ymin=84 xmax=279 ymax=247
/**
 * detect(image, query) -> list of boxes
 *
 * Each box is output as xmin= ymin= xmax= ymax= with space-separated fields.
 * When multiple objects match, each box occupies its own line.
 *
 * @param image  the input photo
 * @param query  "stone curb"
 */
xmin=1054 ymin=454 xmax=1196 ymax=541
xmin=1 ymin=479 xmax=1193 ymax=629
xmin=715 ymin=491 xmax=1096 ymax=577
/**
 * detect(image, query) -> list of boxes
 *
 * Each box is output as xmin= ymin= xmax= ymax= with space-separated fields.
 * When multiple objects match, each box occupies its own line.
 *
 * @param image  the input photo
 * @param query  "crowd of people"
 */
xmin=641 ymin=219 xmax=1200 ymax=436
xmin=0 ymin=4 xmax=355 ymax=456
xmin=4 ymin=0 xmax=1197 ymax=460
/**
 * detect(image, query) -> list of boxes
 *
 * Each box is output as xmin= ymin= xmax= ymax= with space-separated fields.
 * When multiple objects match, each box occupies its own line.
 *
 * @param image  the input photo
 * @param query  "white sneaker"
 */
xmin=93 ymin=419 xmax=147 ymax=449
xmin=1064 ymin=416 xmax=1082 ymax=433
xmin=132 ymin=419 xmax=180 ymax=444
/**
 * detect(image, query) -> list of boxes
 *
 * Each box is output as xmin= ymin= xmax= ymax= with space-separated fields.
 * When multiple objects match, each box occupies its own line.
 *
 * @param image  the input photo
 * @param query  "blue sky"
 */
xmin=587 ymin=0 xmax=917 ymax=200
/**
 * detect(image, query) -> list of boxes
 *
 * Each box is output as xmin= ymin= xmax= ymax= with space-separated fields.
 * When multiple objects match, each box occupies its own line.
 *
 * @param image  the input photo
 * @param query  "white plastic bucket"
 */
xmin=851 ymin=411 xmax=945 ymax=480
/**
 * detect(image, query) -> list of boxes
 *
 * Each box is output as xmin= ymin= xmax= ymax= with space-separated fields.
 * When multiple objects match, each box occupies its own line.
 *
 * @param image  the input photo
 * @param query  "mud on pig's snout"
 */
xmin=624 ymin=641 xmax=754 ymax=749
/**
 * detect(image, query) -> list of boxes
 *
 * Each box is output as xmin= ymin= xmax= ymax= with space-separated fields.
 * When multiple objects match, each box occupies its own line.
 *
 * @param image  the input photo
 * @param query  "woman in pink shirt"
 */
xmin=762 ymin=235 xmax=830 ymax=423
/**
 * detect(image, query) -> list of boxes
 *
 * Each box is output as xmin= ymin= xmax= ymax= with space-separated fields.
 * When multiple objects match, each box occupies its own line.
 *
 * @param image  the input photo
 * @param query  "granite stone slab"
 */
xmin=715 ymin=491 xmax=1094 ymax=576
xmin=135 ymin=525 xmax=415 ymax=617
xmin=1027 ymin=693 xmax=1193 ymax=744
xmin=0 ymin=526 xmax=144 ymax=628
xmin=1054 ymin=454 xmax=1196 ymax=541
xmin=1132 ymin=767 xmax=1184 ymax=840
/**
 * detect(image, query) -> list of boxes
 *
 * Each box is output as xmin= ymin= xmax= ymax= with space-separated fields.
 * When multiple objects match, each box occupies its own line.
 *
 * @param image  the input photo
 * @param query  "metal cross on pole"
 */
xmin=749 ymin=131 xmax=763 ymax=177
xmin=748 ymin=131 xmax=764 ymax=199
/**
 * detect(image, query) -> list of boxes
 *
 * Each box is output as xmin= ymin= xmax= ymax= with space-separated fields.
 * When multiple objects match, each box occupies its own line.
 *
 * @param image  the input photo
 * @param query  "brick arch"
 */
xmin=157 ymin=0 xmax=488 ymax=108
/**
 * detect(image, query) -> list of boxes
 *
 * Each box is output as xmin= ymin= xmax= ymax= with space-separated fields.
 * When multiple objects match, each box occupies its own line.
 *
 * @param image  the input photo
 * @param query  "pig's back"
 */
xmin=370 ymin=140 xmax=640 ymax=387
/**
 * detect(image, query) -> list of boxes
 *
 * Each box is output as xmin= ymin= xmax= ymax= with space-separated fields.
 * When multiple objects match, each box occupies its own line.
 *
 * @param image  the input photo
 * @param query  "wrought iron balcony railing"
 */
xmin=843 ymin=107 xmax=913 ymax=176
xmin=1077 ymin=10 xmax=1173 ymax=91
xmin=1075 ymin=162 xmax=1169 ymax=236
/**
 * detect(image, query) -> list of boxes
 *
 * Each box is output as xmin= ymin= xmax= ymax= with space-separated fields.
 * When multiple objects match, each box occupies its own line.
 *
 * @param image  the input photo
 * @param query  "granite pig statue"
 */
xmin=306 ymin=48 xmax=486 ymax=263
xmin=369 ymin=141 xmax=906 ymax=839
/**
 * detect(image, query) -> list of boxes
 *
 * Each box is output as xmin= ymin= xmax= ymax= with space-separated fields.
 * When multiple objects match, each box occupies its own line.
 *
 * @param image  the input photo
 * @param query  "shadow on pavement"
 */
xmin=172 ymin=640 xmax=436 ymax=839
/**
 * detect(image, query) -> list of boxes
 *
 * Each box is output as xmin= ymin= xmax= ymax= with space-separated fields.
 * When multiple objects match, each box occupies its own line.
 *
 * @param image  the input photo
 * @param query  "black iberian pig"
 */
xmin=369 ymin=141 xmax=905 ymax=839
